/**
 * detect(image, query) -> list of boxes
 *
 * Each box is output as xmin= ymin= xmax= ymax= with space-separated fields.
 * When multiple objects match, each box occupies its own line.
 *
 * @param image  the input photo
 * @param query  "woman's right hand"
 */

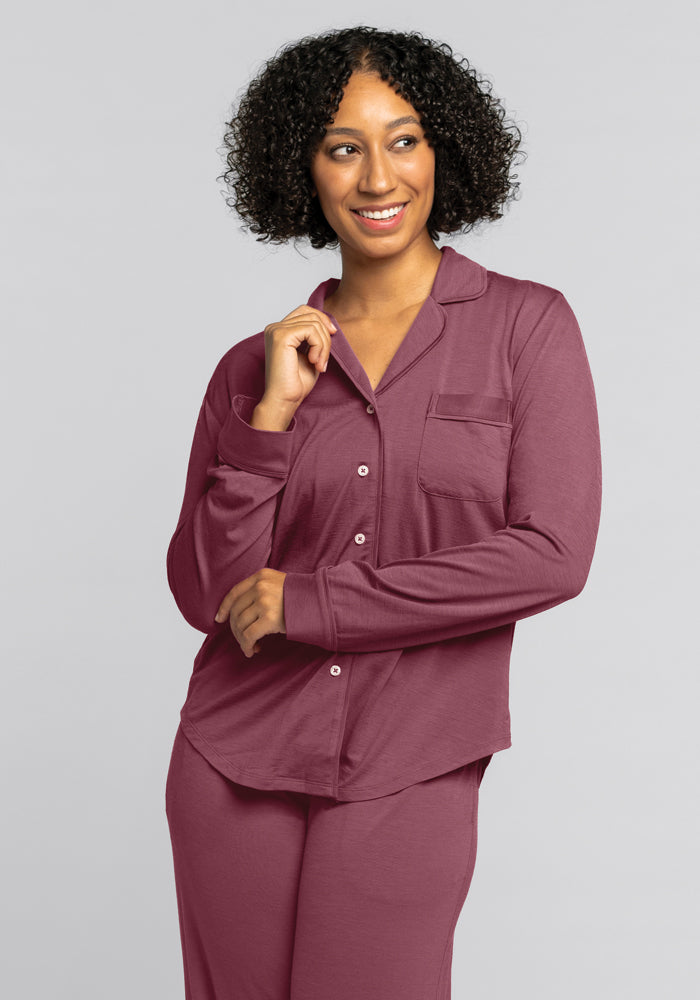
xmin=259 ymin=305 xmax=337 ymax=414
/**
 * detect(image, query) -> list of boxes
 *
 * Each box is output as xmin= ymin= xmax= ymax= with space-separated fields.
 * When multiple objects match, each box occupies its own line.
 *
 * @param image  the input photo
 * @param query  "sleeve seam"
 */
xmin=214 ymin=454 xmax=289 ymax=479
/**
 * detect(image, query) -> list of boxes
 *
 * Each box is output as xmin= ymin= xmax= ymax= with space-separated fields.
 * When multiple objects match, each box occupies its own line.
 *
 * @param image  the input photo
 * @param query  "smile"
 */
xmin=355 ymin=203 xmax=406 ymax=219
xmin=350 ymin=203 xmax=408 ymax=230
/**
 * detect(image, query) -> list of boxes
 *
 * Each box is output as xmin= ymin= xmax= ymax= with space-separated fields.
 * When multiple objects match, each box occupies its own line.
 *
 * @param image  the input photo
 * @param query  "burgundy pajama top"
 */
xmin=166 ymin=246 xmax=602 ymax=801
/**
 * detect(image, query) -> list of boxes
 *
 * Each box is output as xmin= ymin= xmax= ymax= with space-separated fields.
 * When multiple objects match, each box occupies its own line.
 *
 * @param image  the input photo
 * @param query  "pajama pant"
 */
xmin=165 ymin=723 xmax=491 ymax=1000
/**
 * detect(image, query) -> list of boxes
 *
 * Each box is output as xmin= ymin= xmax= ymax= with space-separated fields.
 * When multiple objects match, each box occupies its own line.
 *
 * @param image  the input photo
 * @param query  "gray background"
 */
xmin=2 ymin=1 xmax=697 ymax=996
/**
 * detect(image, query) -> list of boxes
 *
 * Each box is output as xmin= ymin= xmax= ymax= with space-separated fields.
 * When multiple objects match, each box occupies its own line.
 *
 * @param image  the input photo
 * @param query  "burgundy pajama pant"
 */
xmin=165 ymin=724 xmax=490 ymax=1000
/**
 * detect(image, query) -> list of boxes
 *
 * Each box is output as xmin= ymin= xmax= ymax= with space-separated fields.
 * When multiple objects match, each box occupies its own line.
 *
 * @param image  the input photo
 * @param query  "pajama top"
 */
xmin=166 ymin=245 xmax=602 ymax=801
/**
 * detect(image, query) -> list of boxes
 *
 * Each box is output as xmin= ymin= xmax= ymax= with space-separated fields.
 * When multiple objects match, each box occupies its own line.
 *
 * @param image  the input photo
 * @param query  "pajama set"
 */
xmin=165 ymin=246 xmax=602 ymax=999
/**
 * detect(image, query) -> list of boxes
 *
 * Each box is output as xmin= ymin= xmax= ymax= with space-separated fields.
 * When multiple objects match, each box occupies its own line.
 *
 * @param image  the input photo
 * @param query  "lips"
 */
xmin=350 ymin=202 xmax=408 ymax=230
xmin=352 ymin=202 xmax=407 ymax=220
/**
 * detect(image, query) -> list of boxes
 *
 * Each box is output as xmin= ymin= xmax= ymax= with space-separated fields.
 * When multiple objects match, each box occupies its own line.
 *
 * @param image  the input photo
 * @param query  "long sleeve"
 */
xmin=283 ymin=291 xmax=602 ymax=653
xmin=166 ymin=358 xmax=298 ymax=634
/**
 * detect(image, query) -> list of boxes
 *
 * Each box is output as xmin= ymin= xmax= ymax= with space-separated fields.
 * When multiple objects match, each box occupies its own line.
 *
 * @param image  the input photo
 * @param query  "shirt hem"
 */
xmin=179 ymin=713 xmax=512 ymax=802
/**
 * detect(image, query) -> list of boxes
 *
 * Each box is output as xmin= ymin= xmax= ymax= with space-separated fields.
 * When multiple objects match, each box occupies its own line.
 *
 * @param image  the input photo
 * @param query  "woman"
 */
xmin=165 ymin=26 xmax=602 ymax=1000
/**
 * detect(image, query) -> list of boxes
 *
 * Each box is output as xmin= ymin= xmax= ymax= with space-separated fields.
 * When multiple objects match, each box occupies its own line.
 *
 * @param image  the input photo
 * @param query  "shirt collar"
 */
xmin=304 ymin=246 xmax=488 ymax=400
xmin=429 ymin=245 xmax=488 ymax=303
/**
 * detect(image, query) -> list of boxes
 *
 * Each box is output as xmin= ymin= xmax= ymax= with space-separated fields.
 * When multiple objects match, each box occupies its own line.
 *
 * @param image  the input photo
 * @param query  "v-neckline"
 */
xmin=306 ymin=248 xmax=459 ymax=400
xmin=324 ymin=293 xmax=445 ymax=397
xmin=325 ymin=302 xmax=428 ymax=394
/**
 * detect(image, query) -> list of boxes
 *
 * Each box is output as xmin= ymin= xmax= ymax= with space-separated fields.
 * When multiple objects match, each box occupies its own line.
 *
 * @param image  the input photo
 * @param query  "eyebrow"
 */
xmin=324 ymin=115 xmax=421 ymax=136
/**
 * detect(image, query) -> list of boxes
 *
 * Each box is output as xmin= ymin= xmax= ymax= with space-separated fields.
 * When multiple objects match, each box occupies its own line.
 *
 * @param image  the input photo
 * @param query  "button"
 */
xmin=354 ymin=533 xmax=366 ymax=545
xmin=357 ymin=465 xmax=369 ymax=477
xmin=366 ymin=403 xmax=375 ymax=414
xmin=330 ymin=664 xmax=341 ymax=676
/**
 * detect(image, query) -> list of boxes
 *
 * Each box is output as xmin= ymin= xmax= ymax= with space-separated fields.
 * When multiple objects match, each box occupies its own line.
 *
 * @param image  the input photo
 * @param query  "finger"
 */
xmin=278 ymin=319 xmax=332 ymax=371
xmin=281 ymin=315 xmax=334 ymax=340
xmin=302 ymin=325 xmax=332 ymax=370
xmin=266 ymin=314 xmax=335 ymax=373
xmin=281 ymin=305 xmax=337 ymax=332
xmin=302 ymin=306 xmax=337 ymax=331
xmin=214 ymin=574 xmax=256 ymax=623
xmin=268 ymin=316 xmax=330 ymax=351
xmin=214 ymin=593 xmax=237 ymax=623
xmin=231 ymin=600 xmax=260 ymax=639
xmin=237 ymin=616 xmax=266 ymax=657
xmin=233 ymin=587 xmax=281 ymax=652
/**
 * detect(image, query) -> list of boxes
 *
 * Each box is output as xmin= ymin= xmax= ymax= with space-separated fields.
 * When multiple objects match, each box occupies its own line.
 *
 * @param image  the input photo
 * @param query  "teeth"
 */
xmin=356 ymin=204 xmax=405 ymax=220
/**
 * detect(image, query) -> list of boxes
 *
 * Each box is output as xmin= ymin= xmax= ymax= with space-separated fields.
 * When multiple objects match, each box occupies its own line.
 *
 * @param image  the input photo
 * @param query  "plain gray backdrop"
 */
xmin=2 ymin=1 xmax=698 ymax=997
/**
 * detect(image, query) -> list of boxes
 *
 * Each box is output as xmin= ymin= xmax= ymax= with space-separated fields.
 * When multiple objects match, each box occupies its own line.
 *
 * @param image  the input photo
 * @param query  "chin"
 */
xmin=338 ymin=230 xmax=422 ymax=260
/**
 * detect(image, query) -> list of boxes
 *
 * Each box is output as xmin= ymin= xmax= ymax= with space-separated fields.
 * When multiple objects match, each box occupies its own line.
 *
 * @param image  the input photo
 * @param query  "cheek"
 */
xmin=404 ymin=154 xmax=435 ymax=196
xmin=310 ymin=171 xmax=343 ymax=213
xmin=420 ymin=155 xmax=436 ymax=195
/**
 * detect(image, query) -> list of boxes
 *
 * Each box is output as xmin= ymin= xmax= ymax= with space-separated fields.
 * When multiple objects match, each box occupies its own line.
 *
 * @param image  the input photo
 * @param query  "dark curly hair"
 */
xmin=218 ymin=26 xmax=524 ymax=248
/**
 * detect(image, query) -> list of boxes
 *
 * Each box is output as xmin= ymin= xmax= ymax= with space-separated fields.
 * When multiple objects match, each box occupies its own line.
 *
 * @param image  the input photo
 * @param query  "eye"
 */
xmin=329 ymin=143 xmax=358 ymax=158
xmin=394 ymin=135 xmax=419 ymax=150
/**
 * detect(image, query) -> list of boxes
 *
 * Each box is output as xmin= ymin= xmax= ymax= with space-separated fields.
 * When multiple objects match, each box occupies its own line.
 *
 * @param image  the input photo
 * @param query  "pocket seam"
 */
xmin=427 ymin=412 xmax=511 ymax=429
xmin=432 ymin=391 xmax=512 ymax=425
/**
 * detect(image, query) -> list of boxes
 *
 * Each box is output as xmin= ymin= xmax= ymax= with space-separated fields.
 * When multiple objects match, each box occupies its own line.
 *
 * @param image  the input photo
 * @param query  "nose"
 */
xmin=358 ymin=147 xmax=397 ymax=195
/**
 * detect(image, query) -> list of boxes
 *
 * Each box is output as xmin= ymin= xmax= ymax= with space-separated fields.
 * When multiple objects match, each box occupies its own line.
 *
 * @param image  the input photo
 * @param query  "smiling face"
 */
xmin=310 ymin=72 xmax=436 ymax=261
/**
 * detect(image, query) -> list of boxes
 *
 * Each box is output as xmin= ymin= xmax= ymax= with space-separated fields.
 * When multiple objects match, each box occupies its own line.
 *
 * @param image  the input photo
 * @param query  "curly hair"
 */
xmin=218 ymin=26 xmax=524 ymax=248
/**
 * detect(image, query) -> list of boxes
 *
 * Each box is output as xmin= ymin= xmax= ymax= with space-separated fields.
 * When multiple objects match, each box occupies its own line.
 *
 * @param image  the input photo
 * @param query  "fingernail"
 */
xmin=322 ymin=360 xmax=328 ymax=372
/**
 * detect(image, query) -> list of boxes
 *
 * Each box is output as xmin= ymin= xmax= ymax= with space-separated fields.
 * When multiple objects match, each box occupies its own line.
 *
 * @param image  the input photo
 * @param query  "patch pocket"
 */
xmin=417 ymin=392 xmax=512 ymax=501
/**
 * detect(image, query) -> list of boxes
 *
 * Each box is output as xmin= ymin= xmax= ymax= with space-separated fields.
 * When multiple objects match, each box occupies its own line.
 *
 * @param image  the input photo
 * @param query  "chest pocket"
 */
xmin=417 ymin=392 xmax=512 ymax=502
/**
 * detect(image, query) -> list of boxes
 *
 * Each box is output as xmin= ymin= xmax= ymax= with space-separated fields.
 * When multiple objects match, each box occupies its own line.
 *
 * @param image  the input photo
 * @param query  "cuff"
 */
xmin=217 ymin=394 xmax=297 ymax=478
xmin=283 ymin=569 xmax=336 ymax=649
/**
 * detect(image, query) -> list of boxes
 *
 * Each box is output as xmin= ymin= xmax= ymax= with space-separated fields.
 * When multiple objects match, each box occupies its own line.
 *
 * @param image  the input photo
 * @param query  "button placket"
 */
xmin=353 ymin=398 xmax=375 ymax=550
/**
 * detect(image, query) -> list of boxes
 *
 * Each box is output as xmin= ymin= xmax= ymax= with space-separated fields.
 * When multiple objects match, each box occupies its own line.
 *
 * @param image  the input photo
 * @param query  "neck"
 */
xmin=329 ymin=231 xmax=443 ymax=319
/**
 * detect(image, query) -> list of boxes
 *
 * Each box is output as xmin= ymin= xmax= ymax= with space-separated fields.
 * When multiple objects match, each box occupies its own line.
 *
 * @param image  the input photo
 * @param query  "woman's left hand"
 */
xmin=214 ymin=567 xmax=287 ymax=657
